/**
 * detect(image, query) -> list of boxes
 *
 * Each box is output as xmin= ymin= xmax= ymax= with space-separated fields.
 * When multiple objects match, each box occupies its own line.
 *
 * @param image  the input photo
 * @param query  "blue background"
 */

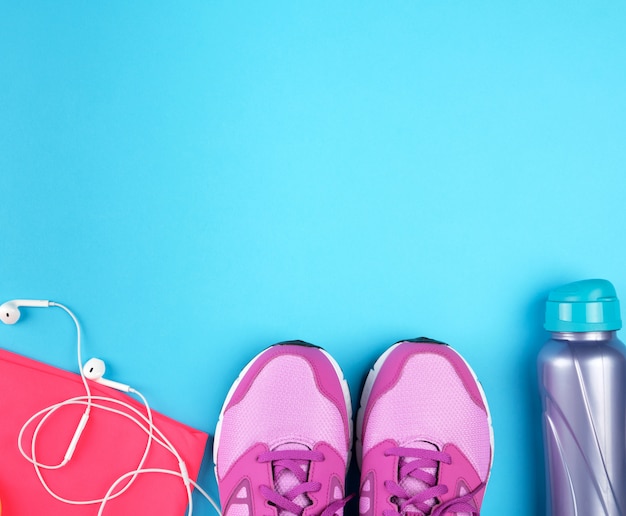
xmin=2 ymin=1 xmax=626 ymax=514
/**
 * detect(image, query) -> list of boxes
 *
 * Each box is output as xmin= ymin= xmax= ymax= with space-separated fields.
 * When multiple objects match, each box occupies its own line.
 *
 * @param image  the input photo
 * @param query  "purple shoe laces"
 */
xmin=382 ymin=446 xmax=482 ymax=516
xmin=258 ymin=449 xmax=352 ymax=516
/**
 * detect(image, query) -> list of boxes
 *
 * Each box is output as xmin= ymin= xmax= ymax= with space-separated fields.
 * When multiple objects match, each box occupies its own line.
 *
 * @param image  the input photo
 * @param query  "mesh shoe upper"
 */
xmin=357 ymin=339 xmax=493 ymax=516
xmin=215 ymin=342 xmax=352 ymax=516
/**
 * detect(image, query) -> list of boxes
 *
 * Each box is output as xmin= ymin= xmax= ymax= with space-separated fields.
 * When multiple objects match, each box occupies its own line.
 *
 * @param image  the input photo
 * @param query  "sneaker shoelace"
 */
xmin=383 ymin=446 xmax=482 ymax=516
xmin=258 ymin=449 xmax=352 ymax=516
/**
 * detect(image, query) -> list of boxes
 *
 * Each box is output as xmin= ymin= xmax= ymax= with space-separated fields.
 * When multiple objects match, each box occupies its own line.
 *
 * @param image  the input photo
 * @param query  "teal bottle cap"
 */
xmin=545 ymin=279 xmax=622 ymax=332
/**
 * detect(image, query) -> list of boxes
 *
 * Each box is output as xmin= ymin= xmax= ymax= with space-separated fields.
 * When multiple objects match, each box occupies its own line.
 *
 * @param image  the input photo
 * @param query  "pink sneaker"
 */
xmin=356 ymin=338 xmax=494 ymax=516
xmin=214 ymin=341 xmax=353 ymax=516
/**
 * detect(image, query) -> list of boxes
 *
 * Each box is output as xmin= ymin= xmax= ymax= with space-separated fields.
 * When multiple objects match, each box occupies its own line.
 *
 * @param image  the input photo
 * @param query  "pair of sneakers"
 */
xmin=214 ymin=338 xmax=493 ymax=516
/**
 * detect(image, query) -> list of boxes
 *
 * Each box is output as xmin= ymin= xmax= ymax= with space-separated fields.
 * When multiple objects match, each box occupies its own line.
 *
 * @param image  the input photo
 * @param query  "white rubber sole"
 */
xmin=355 ymin=340 xmax=495 ymax=481
xmin=213 ymin=343 xmax=353 ymax=484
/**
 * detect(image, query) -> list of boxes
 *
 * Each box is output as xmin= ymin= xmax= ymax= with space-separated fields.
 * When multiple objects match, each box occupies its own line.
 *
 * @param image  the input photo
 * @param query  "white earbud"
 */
xmin=0 ymin=299 xmax=50 ymax=324
xmin=11 ymin=301 xmax=220 ymax=515
xmin=83 ymin=357 xmax=132 ymax=392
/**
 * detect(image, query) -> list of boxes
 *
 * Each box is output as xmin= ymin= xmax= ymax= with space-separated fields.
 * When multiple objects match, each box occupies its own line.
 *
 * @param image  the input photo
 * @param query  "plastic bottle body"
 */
xmin=538 ymin=331 xmax=626 ymax=516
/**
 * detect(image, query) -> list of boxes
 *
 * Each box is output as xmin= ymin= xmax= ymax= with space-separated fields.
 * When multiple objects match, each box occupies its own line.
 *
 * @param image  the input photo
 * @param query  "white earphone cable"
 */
xmin=16 ymin=301 xmax=221 ymax=515
xmin=99 ymin=468 xmax=221 ymax=516
xmin=20 ymin=394 xmax=154 ymax=505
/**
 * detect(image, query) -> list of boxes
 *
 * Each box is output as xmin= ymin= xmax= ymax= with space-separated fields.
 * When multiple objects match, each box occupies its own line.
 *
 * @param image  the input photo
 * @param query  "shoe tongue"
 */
xmin=398 ymin=440 xmax=439 ymax=515
xmin=272 ymin=443 xmax=312 ymax=516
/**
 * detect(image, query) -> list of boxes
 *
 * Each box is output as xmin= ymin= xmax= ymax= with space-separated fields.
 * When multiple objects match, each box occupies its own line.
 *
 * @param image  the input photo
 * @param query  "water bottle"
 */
xmin=538 ymin=279 xmax=626 ymax=515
